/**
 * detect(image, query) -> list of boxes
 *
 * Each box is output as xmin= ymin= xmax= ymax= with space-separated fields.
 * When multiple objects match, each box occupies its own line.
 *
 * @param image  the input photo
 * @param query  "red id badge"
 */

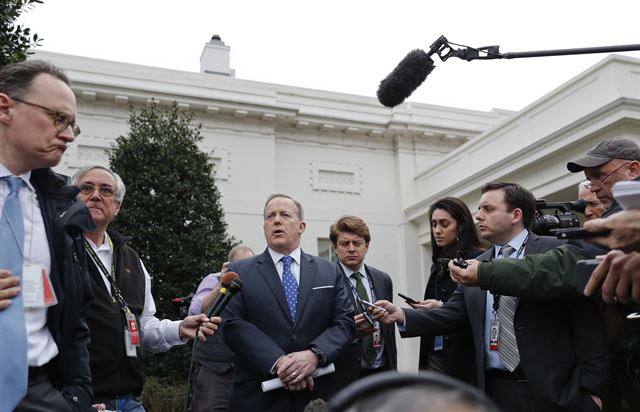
xmin=127 ymin=312 xmax=140 ymax=346
xmin=372 ymin=321 xmax=382 ymax=349
xmin=489 ymin=319 xmax=500 ymax=351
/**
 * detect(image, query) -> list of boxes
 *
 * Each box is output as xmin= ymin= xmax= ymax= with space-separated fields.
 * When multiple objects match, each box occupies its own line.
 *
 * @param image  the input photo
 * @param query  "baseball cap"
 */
xmin=567 ymin=137 xmax=640 ymax=173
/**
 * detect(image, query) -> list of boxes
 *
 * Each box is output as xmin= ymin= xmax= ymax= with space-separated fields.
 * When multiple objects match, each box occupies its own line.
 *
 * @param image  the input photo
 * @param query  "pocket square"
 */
xmin=312 ymin=285 xmax=334 ymax=290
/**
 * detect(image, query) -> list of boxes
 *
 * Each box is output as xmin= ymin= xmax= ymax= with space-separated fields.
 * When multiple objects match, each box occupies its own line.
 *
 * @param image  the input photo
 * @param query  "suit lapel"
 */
xmin=337 ymin=263 xmax=358 ymax=310
xmin=365 ymin=265 xmax=382 ymax=301
xmin=295 ymin=251 xmax=316 ymax=327
xmin=256 ymin=251 xmax=291 ymax=321
xmin=523 ymin=233 xmax=543 ymax=256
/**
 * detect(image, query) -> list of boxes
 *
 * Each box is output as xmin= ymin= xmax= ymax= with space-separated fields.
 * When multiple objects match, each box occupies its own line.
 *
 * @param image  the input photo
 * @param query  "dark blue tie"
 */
xmin=281 ymin=256 xmax=298 ymax=321
xmin=0 ymin=176 xmax=28 ymax=411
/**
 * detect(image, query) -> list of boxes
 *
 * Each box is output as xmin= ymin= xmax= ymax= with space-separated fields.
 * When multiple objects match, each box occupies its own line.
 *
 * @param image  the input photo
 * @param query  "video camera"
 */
xmin=529 ymin=199 xmax=585 ymax=236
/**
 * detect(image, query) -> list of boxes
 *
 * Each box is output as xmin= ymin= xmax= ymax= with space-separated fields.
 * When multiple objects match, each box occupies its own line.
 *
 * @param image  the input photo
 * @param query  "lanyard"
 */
xmin=84 ymin=237 xmax=133 ymax=318
xmin=348 ymin=270 xmax=377 ymax=324
xmin=492 ymin=235 xmax=528 ymax=314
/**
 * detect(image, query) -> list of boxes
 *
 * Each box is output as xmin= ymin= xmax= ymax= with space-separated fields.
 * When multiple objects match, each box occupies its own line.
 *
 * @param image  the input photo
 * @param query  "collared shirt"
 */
xmin=484 ymin=228 xmax=528 ymax=370
xmin=1 ymin=163 xmax=57 ymax=366
xmin=268 ymin=247 xmax=302 ymax=285
xmin=86 ymin=234 xmax=184 ymax=352
xmin=188 ymin=272 xmax=220 ymax=316
xmin=339 ymin=261 xmax=385 ymax=369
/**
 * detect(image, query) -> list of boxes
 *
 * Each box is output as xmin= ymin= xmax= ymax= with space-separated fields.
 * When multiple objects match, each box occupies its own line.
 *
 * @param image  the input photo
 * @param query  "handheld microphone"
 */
xmin=208 ymin=278 xmax=243 ymax=317
xmin=377 ymin=49 xmax=435 ymax=107
xmin=205 ymin=271 xmax=239 ymax=317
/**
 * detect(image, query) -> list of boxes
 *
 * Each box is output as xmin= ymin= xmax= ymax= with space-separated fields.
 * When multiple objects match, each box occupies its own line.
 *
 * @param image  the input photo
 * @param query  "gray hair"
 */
xmin=263 ymin=193 xmax=304 ymax=220
xmin=228 ymin=244 xmax=254 ymax=262
xmin=578 ymin=180 xmax=591 ymax=191
xmin=70 ymin=165 xmax=126 ymax=204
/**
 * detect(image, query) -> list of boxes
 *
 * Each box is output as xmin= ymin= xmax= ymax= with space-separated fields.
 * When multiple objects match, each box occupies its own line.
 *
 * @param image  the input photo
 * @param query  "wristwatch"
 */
xmin=308 ymin=345 xmax=327 ymax=366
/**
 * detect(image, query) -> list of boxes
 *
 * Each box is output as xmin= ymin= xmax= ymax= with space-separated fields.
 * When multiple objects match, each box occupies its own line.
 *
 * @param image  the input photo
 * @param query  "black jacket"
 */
xmin=419 ymin=248 xmax=484 ymax=385
xmin=31 ymin=168 xmax=95 ymax=412
xmin=86 ymin=227 xmax=147 ymax=399
xmin=403 ymin=233 xmax=609 ymax=411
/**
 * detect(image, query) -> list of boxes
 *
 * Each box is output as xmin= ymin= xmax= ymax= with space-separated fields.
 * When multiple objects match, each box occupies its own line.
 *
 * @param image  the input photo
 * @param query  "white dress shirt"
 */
xmin=268 ymin=247 xmax=302 ymax=285
xmin=1 ymin=164 xmax=58 ymax=366
xmin=86 ymin=234 xmax=184 ymax=352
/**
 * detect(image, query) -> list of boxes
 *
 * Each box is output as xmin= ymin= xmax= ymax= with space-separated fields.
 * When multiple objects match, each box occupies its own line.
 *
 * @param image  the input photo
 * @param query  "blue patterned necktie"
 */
xmin=281 ymin=256 xmax=298 ymax=321
xmin=0 ymin=176 xmax=28 ymax=411
xmin=497 ymin=244 xmax=520 ymax=371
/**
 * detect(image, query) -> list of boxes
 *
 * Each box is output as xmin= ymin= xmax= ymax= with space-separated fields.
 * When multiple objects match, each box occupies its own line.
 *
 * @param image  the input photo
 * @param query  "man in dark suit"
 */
xmin=222 ymin=194 xmax=355 ymax=412
xmin=375 ymin=183 xmax=609 ymax=412
xmin=0 ymin=60 xmax=94 ymax=411
xmin=330 ymin=215 xmax=396 ymax=384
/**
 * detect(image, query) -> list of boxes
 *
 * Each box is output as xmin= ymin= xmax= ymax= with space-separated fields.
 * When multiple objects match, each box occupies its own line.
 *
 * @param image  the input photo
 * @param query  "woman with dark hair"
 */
xmin=413 ymin=197 xmax=485 ymax=385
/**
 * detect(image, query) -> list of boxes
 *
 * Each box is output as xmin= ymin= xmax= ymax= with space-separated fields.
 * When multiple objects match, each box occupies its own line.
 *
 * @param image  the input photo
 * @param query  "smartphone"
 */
xmin=398 ymin=292 xmax=418 ymax=304
xmin=361 ymin=299 xmax=387 ymax=312
xmin=555 ymin=227 xmax=611 ymax=240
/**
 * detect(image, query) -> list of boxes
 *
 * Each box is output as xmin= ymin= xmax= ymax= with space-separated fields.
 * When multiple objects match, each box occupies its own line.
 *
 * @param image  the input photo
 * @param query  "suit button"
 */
xmin=292 ymin=334 xmax=297 ymax=340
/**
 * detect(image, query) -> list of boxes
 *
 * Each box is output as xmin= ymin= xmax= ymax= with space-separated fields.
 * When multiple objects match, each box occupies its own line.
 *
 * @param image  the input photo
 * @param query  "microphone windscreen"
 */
xmin=220 ymin=271 xmax=239 ymax=287
xmin=377 ymin=49 xmax=435 ymax=107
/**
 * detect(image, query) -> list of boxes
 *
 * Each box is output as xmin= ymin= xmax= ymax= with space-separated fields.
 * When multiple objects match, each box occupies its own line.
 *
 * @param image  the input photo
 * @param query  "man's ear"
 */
xmin=0 ymin=94 xmax=14 ymax=125
xmin=298 ymin=221 xmax=306 ymax=234
xmin=627 ymin=160 xmax=640 ymax=179
xmin=511 ymin=208 xmax=524 ymax=225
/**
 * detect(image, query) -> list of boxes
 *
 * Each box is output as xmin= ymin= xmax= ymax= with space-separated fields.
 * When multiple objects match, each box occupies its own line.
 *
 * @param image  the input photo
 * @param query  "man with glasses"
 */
xmin=70 ymin=165 xmax=221 ymax=412
xmin=0 ymin=60 xmax=94 ymax=412
xmin=449 ymin=137 xmax=640 ymax=411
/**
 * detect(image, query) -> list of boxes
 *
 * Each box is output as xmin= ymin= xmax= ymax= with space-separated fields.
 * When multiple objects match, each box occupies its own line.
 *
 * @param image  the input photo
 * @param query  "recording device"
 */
xmin=398 ymin=292 xmax=418 ymax=304
xmin=170 ymin=293 xmax=193 ymax=319
xmin=206 ymin=272 xmax=243 ymax=317
xmin=377 ymin=36 xmax=448 ymax=107
xmin=529 ymin=199 xmax=584 ymax=236
xmin=376 ymin=35 xmax=640 ymax=107
xmin=436 ymin=255 xmax=469 ymax=269
xmin=361 ymin=299 xmax=387 ymax=312
xmin=555 ymin=227 xmax=611 ymax=240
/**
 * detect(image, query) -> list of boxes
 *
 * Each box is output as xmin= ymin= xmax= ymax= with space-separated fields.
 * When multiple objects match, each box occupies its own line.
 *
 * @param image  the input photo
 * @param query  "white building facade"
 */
xmin=34 ymin=42 xmax=640 ymax=371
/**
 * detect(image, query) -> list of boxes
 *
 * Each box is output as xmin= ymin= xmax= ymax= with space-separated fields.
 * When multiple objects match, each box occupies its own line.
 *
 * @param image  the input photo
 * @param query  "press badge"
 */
xmin=372 ymin=321 xmax=382 ymax=349
xmin=489 ymin=319 xmax=500 ymax=351
xmin=434 ymin=335 xmax=444 ymax=351
xmin=124 ymin=311 xmax=140 ymax=357
xmin=22 ymin=264 xmax=58 ymax=308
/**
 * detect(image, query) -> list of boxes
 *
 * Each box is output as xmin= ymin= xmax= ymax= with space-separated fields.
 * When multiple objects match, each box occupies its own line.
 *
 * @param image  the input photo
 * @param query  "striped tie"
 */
xmin=497 ymin=245 xmax=520 ymax=372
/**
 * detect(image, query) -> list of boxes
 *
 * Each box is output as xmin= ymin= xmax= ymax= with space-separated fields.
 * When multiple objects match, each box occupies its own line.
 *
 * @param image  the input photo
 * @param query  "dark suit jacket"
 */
xmin=402 ymin=232 xmax=609 ymax=411
xmin=32 ymin=169 xmax=95 ymax=411
xmin=334 ymin=263 xmax=398 ymax=386
xmin=223 ymin=249 xmax=355 ymax=412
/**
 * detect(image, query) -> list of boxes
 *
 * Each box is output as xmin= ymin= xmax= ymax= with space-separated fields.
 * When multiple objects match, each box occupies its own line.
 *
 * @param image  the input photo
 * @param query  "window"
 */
xmin=317 ymin=238 xmax=337 ymax=262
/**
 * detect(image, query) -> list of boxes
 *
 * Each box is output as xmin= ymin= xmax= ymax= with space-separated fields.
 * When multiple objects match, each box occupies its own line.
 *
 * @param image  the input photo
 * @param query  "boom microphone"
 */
xmin=377 ymin=49 xmax=435 ymax=107
xmin=205 ymin=271 xmax=239 ymax=317
xmin=209 ymin=278 xmax=243 ymax=317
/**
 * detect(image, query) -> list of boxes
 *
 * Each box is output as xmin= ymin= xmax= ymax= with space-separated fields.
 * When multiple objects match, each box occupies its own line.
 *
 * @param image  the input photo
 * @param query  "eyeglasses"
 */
xmin=78 ymin=183 xmax=116 ymax=198
xmin=11 ymin=97 xmax=81 ymax=137
xmin=586 ymin=162 xmax=630 ymax=188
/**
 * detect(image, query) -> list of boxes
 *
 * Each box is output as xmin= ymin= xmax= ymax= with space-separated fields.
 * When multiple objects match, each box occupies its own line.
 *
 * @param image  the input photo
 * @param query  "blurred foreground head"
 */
xmin=328 ymin=371 xmax=499 ymax=412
